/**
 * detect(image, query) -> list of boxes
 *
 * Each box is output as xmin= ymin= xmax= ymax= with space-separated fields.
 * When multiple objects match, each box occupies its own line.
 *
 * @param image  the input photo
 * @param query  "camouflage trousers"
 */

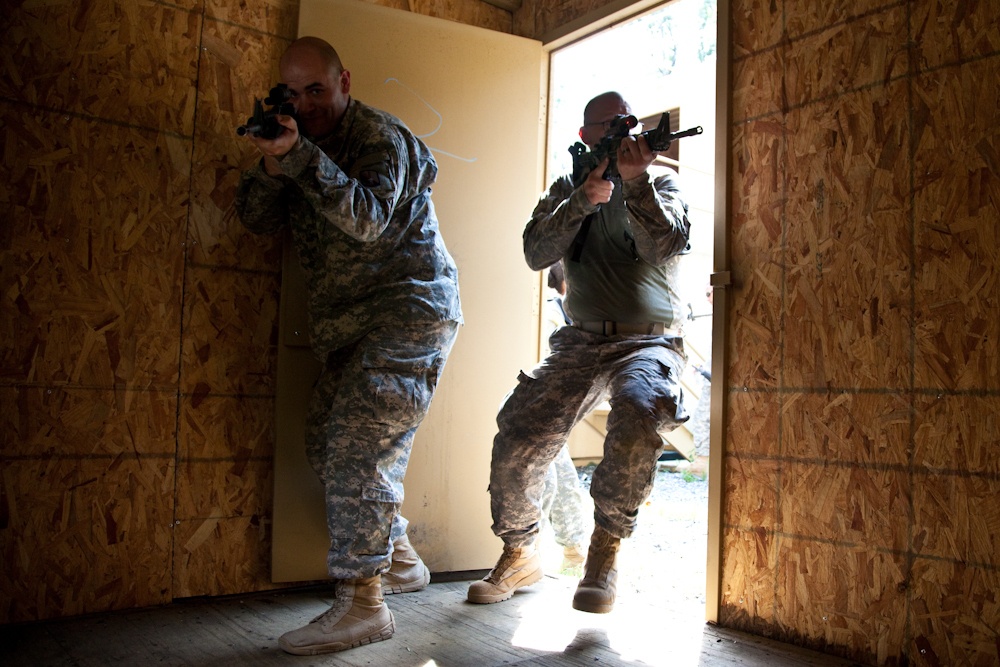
xmin=490 ymin=325 xmax=688 ymax=546
xmin=691 ymin=360 xmax=712 ymax=457
xmin=305 ymin=320 xmax=459 ymax=579
xmin=540 ymin=444 xmax=590 ymax=549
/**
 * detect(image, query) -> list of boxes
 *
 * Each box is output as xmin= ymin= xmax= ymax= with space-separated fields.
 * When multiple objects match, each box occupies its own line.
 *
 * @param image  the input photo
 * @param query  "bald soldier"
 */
xmin=468 ymin=92 xmax=691 ymax=614
xmin=236 ymin=37 xmax=462 ymax=655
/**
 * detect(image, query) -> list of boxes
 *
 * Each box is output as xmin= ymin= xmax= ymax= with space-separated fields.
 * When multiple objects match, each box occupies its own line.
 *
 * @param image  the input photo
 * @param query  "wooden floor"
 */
xmin=1 ymin=574 xmax=868 ymax=667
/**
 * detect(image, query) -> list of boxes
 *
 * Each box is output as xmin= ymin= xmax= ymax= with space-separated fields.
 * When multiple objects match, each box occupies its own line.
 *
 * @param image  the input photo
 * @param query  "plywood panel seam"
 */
xmin=0 ymin=96 xmax=193 ymax=142
xmin=169 ymin=3 xmax=214 ymax=606
xmin=911 ymin=551 xmax=1000 ymax=573
xmin=912 ymin=465 xmax=1000 ymax=483
xmin=770 ymin=0 xmax=789 ymax=629
xmin=733 ymin=108 xmax=784 ymax=125
xmin=181 ymin=390 xmax=277 ymax=399
xmin=0 ymin=453 xmax=176 ymax=462
xmin=912 ymin=45 xmax=1000 ymax=75
xmin=734 ymin=56 xmax=1000 ymax=135
xmin=726 ymin=452 xmax=911 ymax=473
xmin=0 ymin=382 xmax=181 ymax=392
xmin=179 ymin=455 xmax=274 ymax=463
xmin=903 ymin=7 xmax=918 ymax=652
xmin=204 ymin=14 xmax=298 ymax=42
xmin=781 ymin=75 xmax=911 ymax=117
xmin=783 ymin=0 xmax=908 ymax=45
xmin=185 ymin=261 xmax=281 ymax=277
xmin=725 ymin=526 xmax=1000 ymax=575
xmin=726 ymin=524 xmax=903 ymax=554
xmin=731 ymin=2 xmax=912 ymax=64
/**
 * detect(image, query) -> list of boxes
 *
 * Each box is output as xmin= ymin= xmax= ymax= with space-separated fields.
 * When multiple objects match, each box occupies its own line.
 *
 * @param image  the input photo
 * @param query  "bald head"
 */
xmin=583 ymin=92 xmax=630 ymax=123
xmin=281 ymin=36 xmax=345 ymax=74
xmin=579 ymin=91 xmax=632 ymax=148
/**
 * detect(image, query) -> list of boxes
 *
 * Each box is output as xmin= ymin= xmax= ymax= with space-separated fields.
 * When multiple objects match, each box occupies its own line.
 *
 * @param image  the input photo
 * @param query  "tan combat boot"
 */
xmin=382 ymin=533 xmax=431 ymax=595
xmin=572 ymin=526 xmax=621 ymax=613
xmin=278 ymin=576 xmax=394 ymax=655
xmin=467 ymin=544 xmax=543 ymax=604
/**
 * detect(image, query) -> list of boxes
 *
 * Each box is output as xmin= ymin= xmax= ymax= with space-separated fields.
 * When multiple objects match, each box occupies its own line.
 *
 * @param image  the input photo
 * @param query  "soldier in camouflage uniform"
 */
xmin=468 ymin=92 xmax=690 ymax=614
xmin=236 ymin=37 xmax=461 ymax=655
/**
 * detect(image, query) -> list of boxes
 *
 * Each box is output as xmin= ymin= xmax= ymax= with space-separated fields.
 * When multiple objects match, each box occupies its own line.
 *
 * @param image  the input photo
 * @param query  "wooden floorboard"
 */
xmin=0 ymin=575 xmax=868 ymax=666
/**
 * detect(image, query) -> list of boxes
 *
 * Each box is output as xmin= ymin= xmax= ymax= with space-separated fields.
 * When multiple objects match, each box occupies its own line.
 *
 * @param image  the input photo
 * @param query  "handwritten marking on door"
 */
xmin=383 ymin=77 xmax=477 ymax=163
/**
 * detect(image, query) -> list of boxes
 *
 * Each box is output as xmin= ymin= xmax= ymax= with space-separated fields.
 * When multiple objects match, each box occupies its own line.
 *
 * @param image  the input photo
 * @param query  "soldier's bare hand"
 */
xmin=617 ymin=134 xmax=656 ymax=182
xmin=583 ymin=157 xmax=614 ymax=206
xmin=246 ymin=114 xmax=300 ymax=161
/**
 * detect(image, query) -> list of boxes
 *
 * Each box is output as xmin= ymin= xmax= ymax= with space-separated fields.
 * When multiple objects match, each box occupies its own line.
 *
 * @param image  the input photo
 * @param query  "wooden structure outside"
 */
xmin=2 ymin=0 xmax=999 ymax=665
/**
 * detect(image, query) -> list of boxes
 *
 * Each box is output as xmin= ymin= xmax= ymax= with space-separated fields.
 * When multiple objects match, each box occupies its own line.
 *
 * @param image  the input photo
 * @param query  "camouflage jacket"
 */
xmin=236 ymin=98 xmax=463 ymax=356
xmin=522 ymin=169 xmax=690 ymax=327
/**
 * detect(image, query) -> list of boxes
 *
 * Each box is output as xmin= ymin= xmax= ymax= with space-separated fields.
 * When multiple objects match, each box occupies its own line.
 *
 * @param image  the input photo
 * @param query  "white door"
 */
xmin=273 ymin=0 xmax=545 ymax=581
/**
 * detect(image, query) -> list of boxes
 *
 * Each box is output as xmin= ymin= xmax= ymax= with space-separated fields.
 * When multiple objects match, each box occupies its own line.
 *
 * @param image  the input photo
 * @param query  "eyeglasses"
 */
xmin=580 ymin=118 xmax=644 ymax=135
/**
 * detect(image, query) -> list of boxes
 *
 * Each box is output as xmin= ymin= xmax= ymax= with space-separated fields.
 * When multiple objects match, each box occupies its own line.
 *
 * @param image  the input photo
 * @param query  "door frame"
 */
xmin=538 ymin=0 xmax=731 ymax=625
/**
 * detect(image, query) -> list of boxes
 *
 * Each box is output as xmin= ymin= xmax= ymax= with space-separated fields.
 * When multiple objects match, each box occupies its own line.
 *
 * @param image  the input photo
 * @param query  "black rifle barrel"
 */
xmin=670 ymin=125 xmax=703 ymax=140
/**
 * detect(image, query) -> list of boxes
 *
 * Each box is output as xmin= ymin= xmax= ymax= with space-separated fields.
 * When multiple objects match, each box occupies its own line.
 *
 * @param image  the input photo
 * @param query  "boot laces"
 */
xmin=485 ymin=546 xmax=520 ymax=584
xmin=309 ymin=584 xmax=352 ymax=625
xmin=585 ymin=544 xmax=618 ymax=581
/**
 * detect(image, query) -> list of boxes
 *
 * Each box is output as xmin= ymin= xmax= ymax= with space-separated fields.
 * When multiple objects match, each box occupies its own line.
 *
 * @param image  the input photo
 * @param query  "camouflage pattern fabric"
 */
xmin=522 ymin=170 xmax=690 ymax=327
xmin=691 ymin=355 xmax=712 ymax=457
xmin=540 ymin=444 xmax=590 ymax=549
xmin=490 ymin=325 xmax=688 ymax=545
xmin=306 ymin=321 xmax=459 ymax=579
xmin=235 ymin=98 xmax=463 ymax=579
xmin=236 ymin=98 xmax=462 ymax=356
xmin=490 ymin=161 xmax=691 ymax=548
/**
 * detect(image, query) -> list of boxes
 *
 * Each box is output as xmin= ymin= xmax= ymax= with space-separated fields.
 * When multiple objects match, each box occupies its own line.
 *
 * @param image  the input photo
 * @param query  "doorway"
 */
xmin=536 ymin=0 xmax=718 ymax=626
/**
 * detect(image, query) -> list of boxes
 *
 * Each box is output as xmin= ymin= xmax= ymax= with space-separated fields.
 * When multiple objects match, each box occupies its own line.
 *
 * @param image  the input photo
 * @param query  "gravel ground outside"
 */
xmin=537 ymin=462 xmax=710 ymax=618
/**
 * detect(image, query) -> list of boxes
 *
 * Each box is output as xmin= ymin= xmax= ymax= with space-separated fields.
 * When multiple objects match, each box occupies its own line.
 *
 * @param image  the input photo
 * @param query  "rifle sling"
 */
xmin=569 ymin=212 xmax=596 ymax=262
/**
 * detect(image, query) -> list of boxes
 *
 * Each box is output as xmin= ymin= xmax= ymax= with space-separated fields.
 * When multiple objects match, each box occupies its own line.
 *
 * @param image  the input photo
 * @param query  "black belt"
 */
xmin=573 ymin=321 xmax=669 ymax=336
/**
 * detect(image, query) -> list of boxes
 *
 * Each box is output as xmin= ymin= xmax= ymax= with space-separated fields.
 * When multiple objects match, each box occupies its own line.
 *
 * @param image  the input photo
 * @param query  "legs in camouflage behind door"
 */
xmin=541 ymin=444 xmax=591 ymax=575
xmin=469 ymin=327 xmax=688 ymax=611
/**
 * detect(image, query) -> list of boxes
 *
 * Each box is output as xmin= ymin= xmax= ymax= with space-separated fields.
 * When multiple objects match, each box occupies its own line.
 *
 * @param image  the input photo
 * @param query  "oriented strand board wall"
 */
xmin=723 ymin=1 xmax=1000 ymax=665
xmin=0 ymin=0 xmax=515 ymax=624
xmin=5 ymin=2 xmax=998 ymax=665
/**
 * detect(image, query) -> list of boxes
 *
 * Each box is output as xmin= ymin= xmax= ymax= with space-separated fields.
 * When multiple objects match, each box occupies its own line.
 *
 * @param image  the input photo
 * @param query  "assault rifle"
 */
xmin=236 ymin=84 xmax=296 ymax=139
xmin=566 ymin=112 xmax=703 ymax=263
xmin=569 ymin=111 xmax=703 ymax=186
